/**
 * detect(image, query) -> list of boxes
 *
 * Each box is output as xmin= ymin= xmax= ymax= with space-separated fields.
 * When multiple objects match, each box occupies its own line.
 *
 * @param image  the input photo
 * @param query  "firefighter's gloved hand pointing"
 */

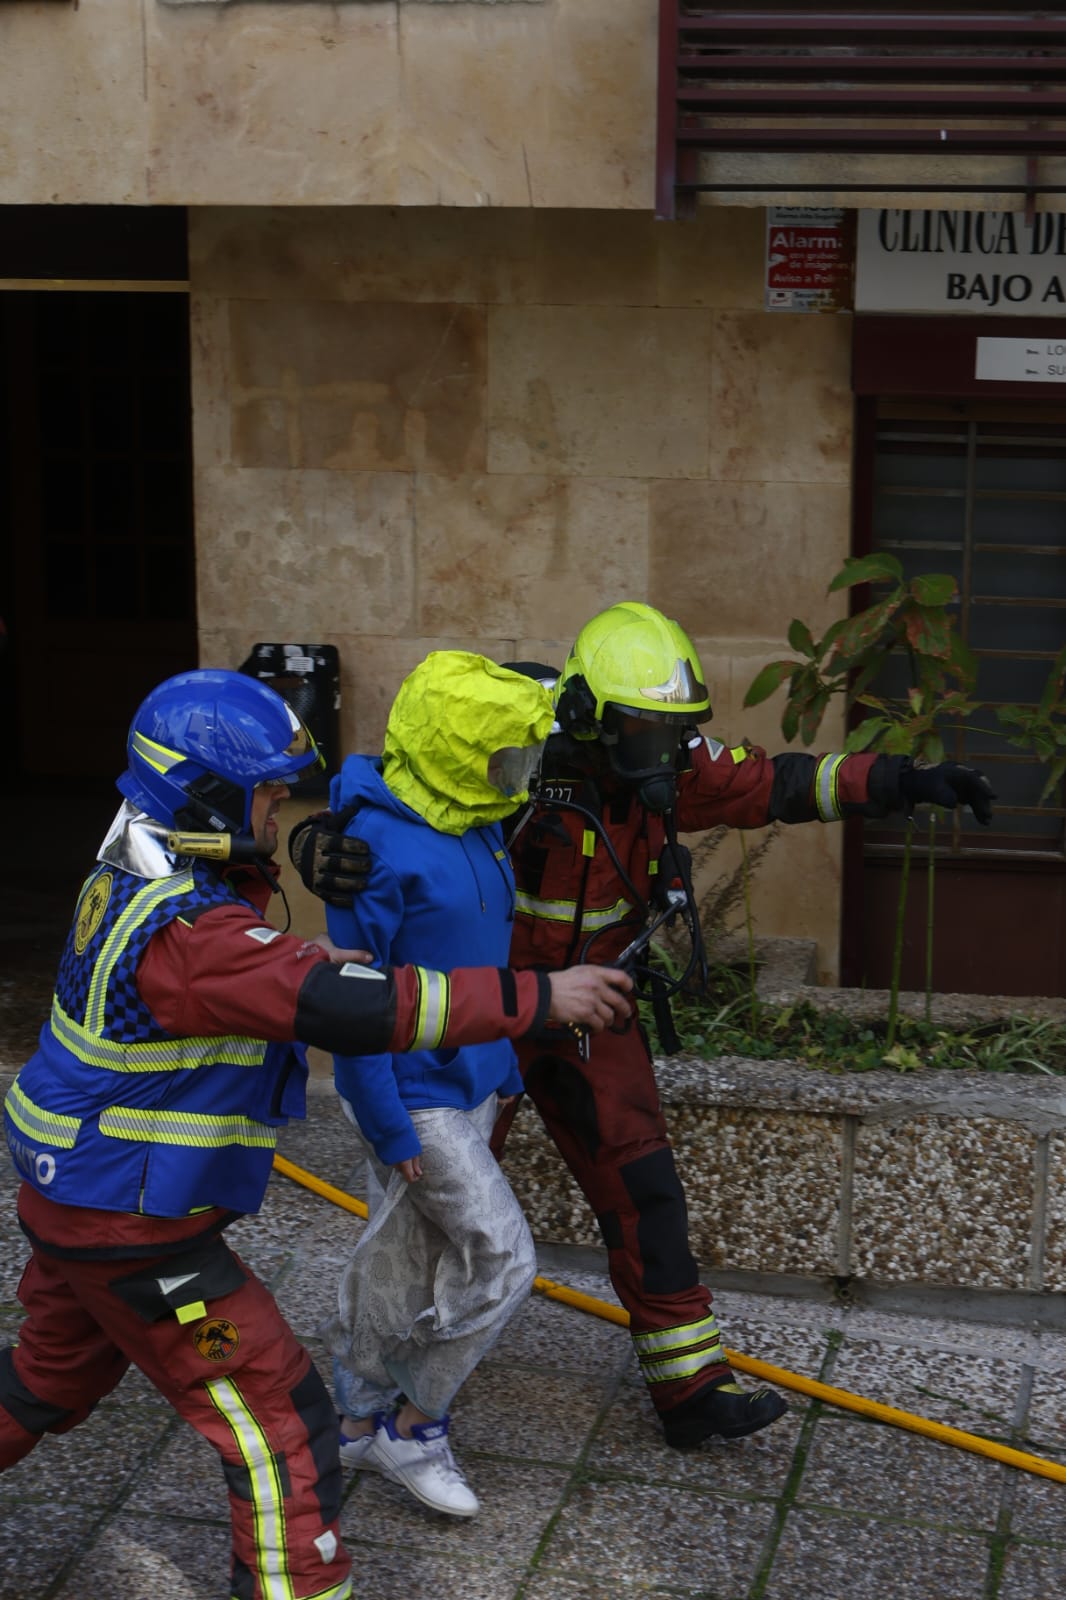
xmin=288 ymin=811 xmax=370 ymax=906
xmin=899 ymin=762 xmax=996 ymax=826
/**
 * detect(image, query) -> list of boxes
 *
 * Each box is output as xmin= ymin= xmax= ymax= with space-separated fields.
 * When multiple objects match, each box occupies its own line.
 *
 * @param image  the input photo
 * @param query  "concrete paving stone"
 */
xmin=717 ymin=1314 xmax=834 ymax=1382
xmin=712 ymin=1285 xmax=847 ymax=1337
xmin=341 ymin=1458 xmax=570 ymax=1564
xmin=0 ymin=1215 xmax=30 ymax=1306
xmin=1021 ymin=1367 xmax=1066 ymax=1464
xmin=270 ymin=1239 xmax=362 ymax=1341
xmin=487 ymin=1283 xmax=632 ymax=1379
xmin=341 ymin=1545 xmax=524 ymax=1600
xmin=0 ymin=1501 xmax=102 ymax=1600
xmin=1008 ymin=1469 xmax=1066 ymax=1540
xmin=537 ymin=1478 xmax=775 ymax=1592
xmin=523 ymin=1577 xmax=702 ymax=1600
xmin=0 ymin=1396 xmax=174 ymax=1509
xmin=50 ymin=1513 xmax=231 ymax=1600
xmin=588 ymin=1379 xmax=802 ymax=1498
xmin=122 ymin=1418 xmax=236 ymax=1520
xmin=765 ymin=1509 xmax=991 ymax=1599
xmin=833 ymin=1303 xmax=1045 ymax=1367
xmin=796 ymin=1413 xmax=1003 ymax=1529
xmin=278 ymin=1091 xmax=366 ymax=1191
xmin=829 ymin=1336 xmax=1023 ymax=1437
xmin=453 ymin=1363 xmax=616 ymax=1466
xmin=997 ymin=1538 xmax=1066 ymax=1598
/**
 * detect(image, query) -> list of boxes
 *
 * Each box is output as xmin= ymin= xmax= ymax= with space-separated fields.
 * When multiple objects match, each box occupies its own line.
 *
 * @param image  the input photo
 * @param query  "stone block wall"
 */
xmin=191 ymin=203 xmax=855 ymax=973
xmin=502 ymin=1055 xmax=1066 ymax=1297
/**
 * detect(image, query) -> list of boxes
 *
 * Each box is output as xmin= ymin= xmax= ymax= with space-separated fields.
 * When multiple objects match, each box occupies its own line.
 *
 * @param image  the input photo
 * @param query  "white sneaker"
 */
xmin=338 ymin=1414 xmax=382 ymax=1471
xmin=367 ymin=1413 xmax=480 ymax=1518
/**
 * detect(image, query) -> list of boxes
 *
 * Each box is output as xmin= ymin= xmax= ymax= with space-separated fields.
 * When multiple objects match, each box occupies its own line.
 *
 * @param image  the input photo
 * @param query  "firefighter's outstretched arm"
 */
xmin=678 ymin=738 xmax=995 ymax=831
xmin=292 ymin=953 xmax=632 ymax=1058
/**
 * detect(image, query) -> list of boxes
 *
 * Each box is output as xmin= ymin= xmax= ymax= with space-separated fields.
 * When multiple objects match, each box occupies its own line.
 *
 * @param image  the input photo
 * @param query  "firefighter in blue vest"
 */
xmin=0 ymin=669 xmax=630 ymax=1600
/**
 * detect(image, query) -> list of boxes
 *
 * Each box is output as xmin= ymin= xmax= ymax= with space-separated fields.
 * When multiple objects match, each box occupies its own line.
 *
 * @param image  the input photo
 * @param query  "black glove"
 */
xmin=898 ymin=762 xmax=996 ymax=826
xmin=287 ymin=811 xmax=371 ymax=906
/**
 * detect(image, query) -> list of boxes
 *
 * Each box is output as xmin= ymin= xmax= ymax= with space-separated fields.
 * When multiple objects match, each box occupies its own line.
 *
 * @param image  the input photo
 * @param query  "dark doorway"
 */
xmin=1 ymin=289 xmax=197 ymax=782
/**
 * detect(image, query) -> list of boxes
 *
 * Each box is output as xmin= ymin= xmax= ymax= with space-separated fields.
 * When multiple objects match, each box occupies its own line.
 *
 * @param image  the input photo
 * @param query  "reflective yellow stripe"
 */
xmin=5 ymin=1080 xmax=82 ymax=1149
xmin=638 ymin=1346 xmax=726 ymax=1384
xmin=98 ymin=1107 xmax=277 ymax=1149
xmin=514 ymin=891 xmax=633 ymax=932
xmin=86 ymin=871 xmax=197 ymax=1032
xmin=411 ymin=967 xmax=449 ymax=1050
xmin=632 ymin=1314 xmax=723 ymax=1356
xmin=815 ymin=753 xmax=846 ymax=822
xmin=51 ymin=999 xmax=267 ymax=1074
xmin=175 ymin=1300 xmax=207 ymax=1325
xmin=207 ymin=1376 xmax=296 ymax=1600
xmin=582 ymin=829 xmax=596 ymax=858
xmin=130 ymin=728 xmax=183 ymax=776
xmin=730 ymin=745 xmax=748 ymax=763
xmin=300 ymin=1579 xmax=352 ymax=1600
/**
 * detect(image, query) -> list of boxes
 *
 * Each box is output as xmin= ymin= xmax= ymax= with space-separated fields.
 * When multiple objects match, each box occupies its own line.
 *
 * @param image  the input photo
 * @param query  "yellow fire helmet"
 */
xmin=555 ymin=602 xmax=712 ymax=735
xmin=382 ymin=651 xmax=555 ymax=835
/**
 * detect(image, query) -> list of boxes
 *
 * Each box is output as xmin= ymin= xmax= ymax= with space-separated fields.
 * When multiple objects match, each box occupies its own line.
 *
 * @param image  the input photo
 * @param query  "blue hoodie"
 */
xmin=324 ymin=754 xmax=523 ymax=1165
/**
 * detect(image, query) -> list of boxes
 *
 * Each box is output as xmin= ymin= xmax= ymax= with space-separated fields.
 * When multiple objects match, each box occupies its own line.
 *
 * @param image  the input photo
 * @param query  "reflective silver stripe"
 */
xmin=631 ymin=1314 xmax=723 ymax=1356
xmin=515 ymin=891 xmax=633 ymax=932
xmin=99 ymin=1108 xmax=277 ymax=1149
xmin=636 ymin=1345 xmax=726 ymax=1385
xmin=86 ymin=871 xmax=197 ymax=1032
xmin=51 ymin=1000 xmax=267 ymax=1074
xmin=206 ymin=1376 xmax=295 ymax=1600
xmin=411 ymin=967 xmax=449 ymax=1050
xmin=5 ymin=1080 xmax=81 ymax=1149
xmin=815 ymin=753 xmax=846 ymax=822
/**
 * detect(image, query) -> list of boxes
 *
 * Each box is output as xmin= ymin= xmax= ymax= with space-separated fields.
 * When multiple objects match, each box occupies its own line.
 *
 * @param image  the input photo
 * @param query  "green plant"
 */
xmin=643 ymin=970 xmax=1066 ymax=1077
xmin=744 ymin=552 xmax=979 ymax=1042
xmin=997 ymin=641 xmax=1066 ymax=803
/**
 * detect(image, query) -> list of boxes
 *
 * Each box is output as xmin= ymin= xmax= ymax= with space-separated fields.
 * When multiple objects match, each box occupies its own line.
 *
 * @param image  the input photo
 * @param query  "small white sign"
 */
xmin=976 ymin=337 xmax=1066 ymax=383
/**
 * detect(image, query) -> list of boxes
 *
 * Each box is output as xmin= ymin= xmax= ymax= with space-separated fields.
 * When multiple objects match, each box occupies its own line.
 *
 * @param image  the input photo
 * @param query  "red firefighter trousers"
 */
xmin=0 ymin=1203 xmax=350 ymax=1600
xmin=511 ymin=1021 xmax=730 ymax=1413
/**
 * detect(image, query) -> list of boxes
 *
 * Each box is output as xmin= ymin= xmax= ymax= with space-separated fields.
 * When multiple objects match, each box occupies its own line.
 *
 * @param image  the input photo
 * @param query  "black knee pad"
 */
xmin=620 ymin=1147 xmax=699 ymax=1295
xmin=0 ymin=1346 xmax=73 ymax=1435
xmin=290 ymin=1363 xmax=343 ymax=1525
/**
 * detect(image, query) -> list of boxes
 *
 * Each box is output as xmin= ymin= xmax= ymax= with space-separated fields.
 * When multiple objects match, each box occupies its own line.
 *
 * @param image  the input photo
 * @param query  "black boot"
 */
xmin=661 ymin=1380 xmax=788 ymax=1449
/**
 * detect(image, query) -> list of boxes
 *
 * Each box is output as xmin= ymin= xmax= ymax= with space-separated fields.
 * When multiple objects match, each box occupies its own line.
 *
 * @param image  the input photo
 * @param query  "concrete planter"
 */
xmin=502 ymin=940 xmax=1066 ymax=1302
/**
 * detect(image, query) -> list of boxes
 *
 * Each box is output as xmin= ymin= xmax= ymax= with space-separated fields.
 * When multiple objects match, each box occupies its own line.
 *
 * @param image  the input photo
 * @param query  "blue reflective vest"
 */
xmin=4 ymin=860 xmax=307 ymax=1217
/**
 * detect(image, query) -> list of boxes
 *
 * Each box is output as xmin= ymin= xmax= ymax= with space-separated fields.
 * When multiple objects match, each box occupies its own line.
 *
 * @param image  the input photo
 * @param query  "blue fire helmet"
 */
xmin=116 ymin=668 xmax=323 ymax=834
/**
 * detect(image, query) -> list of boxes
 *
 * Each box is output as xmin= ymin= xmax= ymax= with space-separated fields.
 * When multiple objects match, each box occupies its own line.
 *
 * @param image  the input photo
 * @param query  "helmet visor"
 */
xmin=600 ymin=706 xmax=682 ymax=780
xmin=486 ymin=742 xmax=545 ymax=799
xmin=274 ymin=706 xmax=324 ymax=785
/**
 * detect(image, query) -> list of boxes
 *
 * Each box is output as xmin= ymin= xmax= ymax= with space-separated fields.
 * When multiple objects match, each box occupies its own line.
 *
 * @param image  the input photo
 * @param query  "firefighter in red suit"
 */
xmin=292 ymin=603 xmax=995 ymax=1454
xmin=0 ymin=669 xmax=630 ymax=1600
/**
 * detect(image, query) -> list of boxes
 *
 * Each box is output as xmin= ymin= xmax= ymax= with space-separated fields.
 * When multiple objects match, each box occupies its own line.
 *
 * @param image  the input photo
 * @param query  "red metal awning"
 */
xmin=657 ymin=4 xmax=1066 ymax=218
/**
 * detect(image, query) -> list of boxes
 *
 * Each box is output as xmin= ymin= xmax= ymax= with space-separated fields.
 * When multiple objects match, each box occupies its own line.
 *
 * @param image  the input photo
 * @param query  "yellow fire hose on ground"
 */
xmin=272 ymin=1152 xmax=1066 ymax=1487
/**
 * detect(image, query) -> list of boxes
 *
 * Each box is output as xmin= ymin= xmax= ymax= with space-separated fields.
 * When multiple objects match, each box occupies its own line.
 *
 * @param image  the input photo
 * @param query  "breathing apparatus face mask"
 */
xmin=486 ymin=740 xmax=546 ymax=800
xmin=599 ymin=706 xmax=682 ymax=813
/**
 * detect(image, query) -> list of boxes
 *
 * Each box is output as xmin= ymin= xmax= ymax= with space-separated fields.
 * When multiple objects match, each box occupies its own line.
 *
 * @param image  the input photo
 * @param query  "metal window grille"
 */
xmin=867 ymin=403 xmax=1066 ymax=862
xmin=658 ymin=4 xmax=1066 ymax=218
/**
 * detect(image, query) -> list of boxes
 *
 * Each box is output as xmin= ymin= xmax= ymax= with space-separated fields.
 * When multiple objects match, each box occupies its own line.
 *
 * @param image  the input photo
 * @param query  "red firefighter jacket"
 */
xmin=508 ymin=732 xmax=906 ymax=972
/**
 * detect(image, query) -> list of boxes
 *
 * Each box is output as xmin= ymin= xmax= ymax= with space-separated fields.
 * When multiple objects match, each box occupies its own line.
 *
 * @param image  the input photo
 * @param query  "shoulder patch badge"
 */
xmin=193 ymin=1317 xmax=241 ymax=1361
xmin=74 ymin=873 xmax=113 ymax=954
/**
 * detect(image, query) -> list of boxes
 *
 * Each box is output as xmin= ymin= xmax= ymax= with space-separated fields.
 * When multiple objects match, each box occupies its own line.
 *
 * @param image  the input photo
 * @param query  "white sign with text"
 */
xmin=857 ymin=209 xmax=1066 ymax=315
xmin=975 ymin=337 xmax=1066 ymax=383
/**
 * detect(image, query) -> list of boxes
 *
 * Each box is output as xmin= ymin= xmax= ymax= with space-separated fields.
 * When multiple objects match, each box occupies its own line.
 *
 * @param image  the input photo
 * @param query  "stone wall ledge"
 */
xmin=503 ymin=941 xmax=1066 ymax=1299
